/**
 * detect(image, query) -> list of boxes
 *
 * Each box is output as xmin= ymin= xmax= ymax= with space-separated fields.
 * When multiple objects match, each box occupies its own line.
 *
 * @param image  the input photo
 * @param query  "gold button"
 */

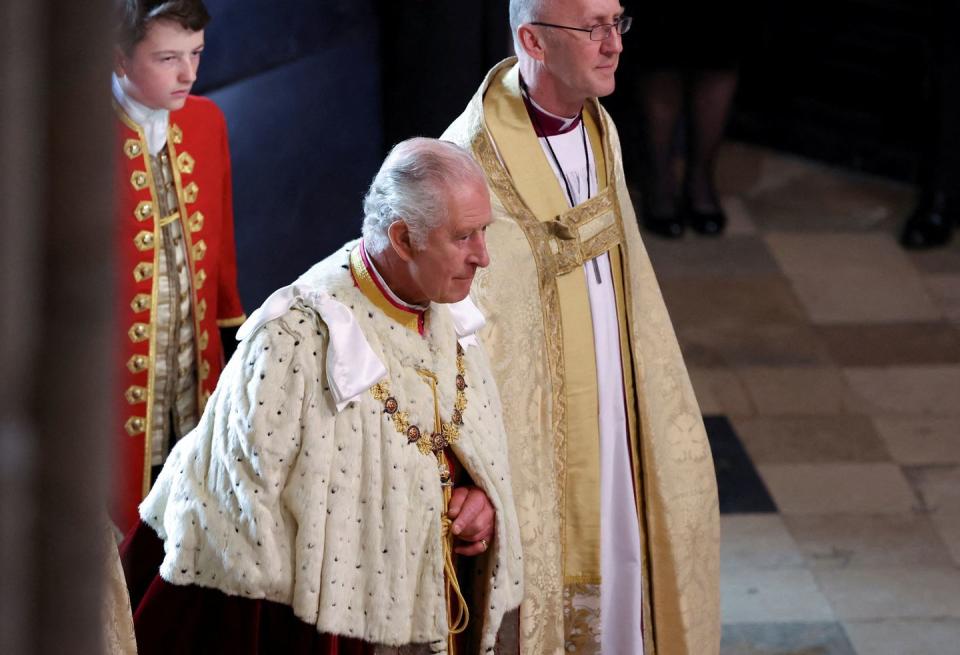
xmin=125 ymin=386 xmax=146 ymax=404
xmin=126 ymin=354 xmax=149 ymax=373
xmin=130 ymin=293 xmax=151 ymax=313
xmin=134 ymin=201 xmax=154 ymax=222
xmin=134 ymin=230 xmax=155 ymax=251
xmin=196 ymin=298 xmax=207 ymax=321
xmin=199 ymin=359 xmax=210 ymax=380
xmin=128 ymin=322 xmax=149 ymax=343
xmin=124 ymin=139 xmax=142 ymax=159
xmin=198 ymin=330 xmax=209 ymax=351
xmin=130 ymin=171 xmax=148 ymax=191
xmin=124 ymin=416 xmax=146 ymax=436
xmin=133 ymin=262 xmax=154 ymax=282
xmin=170 ymin=124 xmax=183 ymax=145
xmin=194 ymin=269 xmax=207 ymax=289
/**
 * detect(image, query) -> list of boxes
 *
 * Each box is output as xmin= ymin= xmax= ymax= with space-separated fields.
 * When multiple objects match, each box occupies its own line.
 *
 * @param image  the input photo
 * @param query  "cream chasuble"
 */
xmin=442 ymin=58 xmax=720 ymax=655
xmin=525 ymin=89 xmax=644 ymax=655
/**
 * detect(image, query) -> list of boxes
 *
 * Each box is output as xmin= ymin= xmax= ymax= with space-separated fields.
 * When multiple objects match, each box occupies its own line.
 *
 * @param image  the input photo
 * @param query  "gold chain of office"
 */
xmin=370 ymin=343 xmax=467 ymax=480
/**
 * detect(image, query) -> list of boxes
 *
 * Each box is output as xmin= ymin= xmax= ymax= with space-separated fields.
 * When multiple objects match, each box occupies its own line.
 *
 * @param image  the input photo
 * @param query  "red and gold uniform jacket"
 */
xmin=113 ymin=95 xmax=245 ymax=532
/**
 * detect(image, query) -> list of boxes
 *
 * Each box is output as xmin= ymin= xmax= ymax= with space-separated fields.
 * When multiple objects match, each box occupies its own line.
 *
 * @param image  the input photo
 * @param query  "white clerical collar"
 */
xmin=111 ymin=73 xmax=170 ymax=156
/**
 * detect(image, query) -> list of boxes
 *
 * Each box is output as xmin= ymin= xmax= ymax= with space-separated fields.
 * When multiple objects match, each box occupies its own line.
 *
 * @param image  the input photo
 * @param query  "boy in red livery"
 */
xmin=111 ymin=0 xmax=244 ymax=533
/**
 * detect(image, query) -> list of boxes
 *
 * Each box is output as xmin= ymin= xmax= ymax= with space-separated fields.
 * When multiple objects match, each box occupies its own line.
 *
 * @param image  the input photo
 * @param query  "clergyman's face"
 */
xmin=538 ymin=0 xmax=625 ymax=103
xmin=117 ymin=19 xmax=204 ymax=111
xmin=407 ymin=178 xmax=492 ymax=305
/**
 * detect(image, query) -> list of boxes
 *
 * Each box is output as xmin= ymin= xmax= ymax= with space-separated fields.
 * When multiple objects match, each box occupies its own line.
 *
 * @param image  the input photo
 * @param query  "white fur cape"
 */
xmin=141 ymin=244 xmax=524 ymax=653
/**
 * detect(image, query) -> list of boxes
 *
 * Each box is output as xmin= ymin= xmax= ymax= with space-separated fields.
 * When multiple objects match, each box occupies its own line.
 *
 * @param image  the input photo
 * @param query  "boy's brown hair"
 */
xmin=116 ymin=0 xmax=211 ymax=53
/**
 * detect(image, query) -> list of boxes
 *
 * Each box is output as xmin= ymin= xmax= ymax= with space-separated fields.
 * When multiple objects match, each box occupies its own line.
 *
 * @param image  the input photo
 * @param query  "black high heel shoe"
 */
xmin=684 ymin=205 xmax=727 ymax=236
xmin=642 ymin=211 xmax=685 ymax=238
xmin=900 ymin=192 xmax=955 ymax=249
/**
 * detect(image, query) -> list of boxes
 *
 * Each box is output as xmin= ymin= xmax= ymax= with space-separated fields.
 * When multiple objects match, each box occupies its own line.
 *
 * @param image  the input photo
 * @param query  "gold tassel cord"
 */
xmin=415 ymin=369 xmax=470 ymax=648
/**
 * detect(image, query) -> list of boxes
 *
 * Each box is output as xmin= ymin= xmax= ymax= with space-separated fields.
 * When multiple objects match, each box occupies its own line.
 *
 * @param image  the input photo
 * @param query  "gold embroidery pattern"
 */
xmin=183 ymin=182 xmax=199 ymax=204
xmin=176 ymin=151 xmax=195 ymax=174
xmin=563 ymin=583 xmax=601 ymax=654
xmin=471 ymin=128 xmax=569 ymax=537
xmin=188 ymin=211 xmax=204 ymax=233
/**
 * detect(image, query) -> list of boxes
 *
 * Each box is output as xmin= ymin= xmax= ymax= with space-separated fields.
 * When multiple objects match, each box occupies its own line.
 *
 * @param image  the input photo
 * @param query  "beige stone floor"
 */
xmin=645 ymin=142 xmax=960 ymax=655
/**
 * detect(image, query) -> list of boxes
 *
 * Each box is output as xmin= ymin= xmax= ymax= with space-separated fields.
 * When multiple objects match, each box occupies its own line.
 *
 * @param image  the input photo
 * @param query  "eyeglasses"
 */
xmin=529 ymin=15 xmax=632 ymax=41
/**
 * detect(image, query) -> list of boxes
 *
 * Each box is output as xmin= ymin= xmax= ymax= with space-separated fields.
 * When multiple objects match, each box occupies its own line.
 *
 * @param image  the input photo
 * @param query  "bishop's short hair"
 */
xmin=509 ymin=0 xmax=547 ymax=52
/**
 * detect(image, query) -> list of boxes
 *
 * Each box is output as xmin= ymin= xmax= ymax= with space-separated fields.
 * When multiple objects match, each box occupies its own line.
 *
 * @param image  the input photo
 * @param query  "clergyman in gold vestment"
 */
xmin=441 ymin=0 xmax=720 ymax=652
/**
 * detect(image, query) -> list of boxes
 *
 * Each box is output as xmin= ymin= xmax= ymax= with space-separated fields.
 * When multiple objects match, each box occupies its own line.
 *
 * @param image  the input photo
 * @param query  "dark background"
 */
xmin=194 ymin=0 xmax=939 ymax=310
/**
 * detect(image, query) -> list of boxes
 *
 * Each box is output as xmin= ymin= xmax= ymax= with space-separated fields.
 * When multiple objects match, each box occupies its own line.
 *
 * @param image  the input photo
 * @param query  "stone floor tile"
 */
xmin=814 ymin=568 xmax=960 ymax=620
xmin=721 ymin=622 xmax=857 ymax=655
xmin=659 ymin=275 xmax=808 ymax=330
xmin=679 ymin=323 xmax=832 ymax=368
xmin=645 ymin=235 xmax=780 ymax=279
xmin=873 ymin=417 xmax=960 ymax=465
xmin=843 ymin=365 xmax=960 ymax=416
xmin=758 ymin=463 xmax=917 ymax=515
xmin=909 ymin=245 xmax=960 ymax=275
xmin=929 ymin=512 xmax=960 ymax=566
xmin=721 ymin=515 xmax=806 ymax=572
xmin=688 ymin=367 xmax=756 ymax=417
xmin=708 ymin=416 xmax=778 ymax=514
xmin=816 ymin=322 xmax=960 ymax=366
xmin=742 ymin=162 xmax=913 ymax=234
xmin=715 ymin=141 xmax=768 ymax=196
xmin=783 ymin=514 xmax=954 ymax=570
xmin=923 ymin=274 xmax=960 ymax=324
xmin=720 ymin=195 xmax=758 ymax=236
xmin=733 ymin=415 xmax=890 ymax=464
xmin=765 ymin=234 xmax=941 ymax=324
xmin=843 ymin=619 xmax=960 ymax=655
xmin=902 ymin=465 xmax=960 ymax=512
xmin=738 ymin=367 xmax=857 ymax=415
xmin=722 ymin=568 xmax=836 ymax=624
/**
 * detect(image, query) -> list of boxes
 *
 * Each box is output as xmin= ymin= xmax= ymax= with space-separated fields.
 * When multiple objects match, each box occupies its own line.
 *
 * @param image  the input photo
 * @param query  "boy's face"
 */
xmin=116 ymin=19 xmax=204 ymax=111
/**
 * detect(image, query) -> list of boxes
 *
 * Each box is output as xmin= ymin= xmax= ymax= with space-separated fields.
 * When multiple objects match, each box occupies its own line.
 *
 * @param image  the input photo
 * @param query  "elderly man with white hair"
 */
xmin=442 ymin=0 xmax=720 ymax=653
xmin=119 ymin=137 xmax=523 ymax=655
